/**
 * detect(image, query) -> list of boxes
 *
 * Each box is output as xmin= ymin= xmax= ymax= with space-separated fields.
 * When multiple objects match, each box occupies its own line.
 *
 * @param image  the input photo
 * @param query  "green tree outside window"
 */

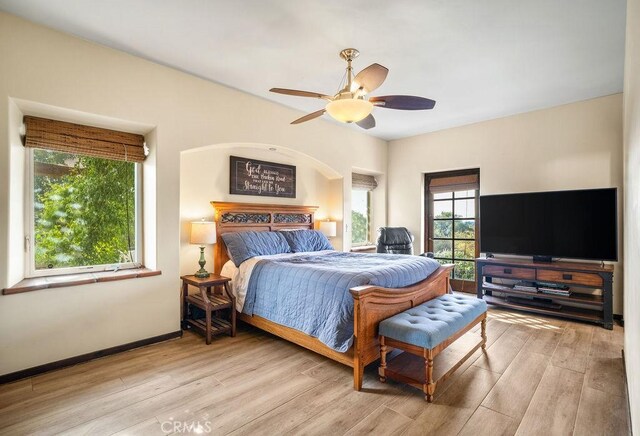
xmin=33 ymin=149 xmax=137 ymax=270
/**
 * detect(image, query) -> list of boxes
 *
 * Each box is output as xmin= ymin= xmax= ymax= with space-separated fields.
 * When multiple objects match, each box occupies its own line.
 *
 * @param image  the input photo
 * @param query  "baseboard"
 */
xmin=0 ymin=330 xmax=183 ymax=385
xmin=614 ymin=313 xmax=624 ymax=327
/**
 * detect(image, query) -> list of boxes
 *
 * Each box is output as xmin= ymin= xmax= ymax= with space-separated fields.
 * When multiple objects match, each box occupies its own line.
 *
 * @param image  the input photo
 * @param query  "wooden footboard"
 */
xmin=350 ymin=264 xmax=454 ymax=390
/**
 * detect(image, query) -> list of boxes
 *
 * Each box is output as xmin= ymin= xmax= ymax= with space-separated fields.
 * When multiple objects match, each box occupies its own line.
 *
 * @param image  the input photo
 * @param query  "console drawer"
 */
xmin=537 ymin=270 xmax=603 ymax=287
xmin=483 ymin=265 xmax=535 ymax=280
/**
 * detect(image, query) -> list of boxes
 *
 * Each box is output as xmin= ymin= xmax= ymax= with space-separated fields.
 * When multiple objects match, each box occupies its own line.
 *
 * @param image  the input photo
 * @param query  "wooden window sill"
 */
xmin=2 ymin=268 xmax=162 ymax=295
xmin=351 ymin=245 xmax=377 ymax=253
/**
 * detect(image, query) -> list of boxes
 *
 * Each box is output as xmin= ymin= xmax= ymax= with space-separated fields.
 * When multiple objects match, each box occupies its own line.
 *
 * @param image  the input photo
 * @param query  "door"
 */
xmin=425 ymin=169 xmax=480 ymax=293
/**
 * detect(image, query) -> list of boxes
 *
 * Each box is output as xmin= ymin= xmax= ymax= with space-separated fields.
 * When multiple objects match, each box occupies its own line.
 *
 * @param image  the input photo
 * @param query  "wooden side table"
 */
xmin=181 ymin=274 xmax=236 ymax=344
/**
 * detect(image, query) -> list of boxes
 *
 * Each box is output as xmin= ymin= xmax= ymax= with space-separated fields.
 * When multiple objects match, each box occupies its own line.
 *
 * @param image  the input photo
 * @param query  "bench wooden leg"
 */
xmin=425 ymin=349 xmax=435 ymax=402
xmin=481 ymin=316 xmax=487 ymax=349
xmin=379 ymin=337 xmax=387 ymax=383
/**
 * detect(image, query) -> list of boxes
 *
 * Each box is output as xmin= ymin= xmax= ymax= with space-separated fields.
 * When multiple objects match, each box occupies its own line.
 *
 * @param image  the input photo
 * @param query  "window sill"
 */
xmin=2 ymin=268 xmax=162 ymax=295
xmin=351 ymin=245 xmax=377 ymax=253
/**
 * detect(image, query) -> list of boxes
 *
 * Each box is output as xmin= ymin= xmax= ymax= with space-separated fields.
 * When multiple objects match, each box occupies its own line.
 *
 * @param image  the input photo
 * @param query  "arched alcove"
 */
xmin=179 ymin=143 xmax=344 ymax=276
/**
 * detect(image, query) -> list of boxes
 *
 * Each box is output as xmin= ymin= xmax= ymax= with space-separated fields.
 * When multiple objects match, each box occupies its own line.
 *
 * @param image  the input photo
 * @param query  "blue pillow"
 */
xmin=221 ymin=231 xmax=291 ymax=266
xmin=279 ymin=229 xmax=334 ymax=253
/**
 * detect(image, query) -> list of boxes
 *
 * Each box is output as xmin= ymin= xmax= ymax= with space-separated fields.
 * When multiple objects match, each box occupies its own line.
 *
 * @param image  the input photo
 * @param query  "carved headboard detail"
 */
xmin=211 ymin=202 xmax=318 ymax=274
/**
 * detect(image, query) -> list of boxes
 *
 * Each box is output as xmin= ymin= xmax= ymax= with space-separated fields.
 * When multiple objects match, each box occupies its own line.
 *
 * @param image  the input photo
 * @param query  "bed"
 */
xmin=212 ymin=201 xmax=454 ymax=390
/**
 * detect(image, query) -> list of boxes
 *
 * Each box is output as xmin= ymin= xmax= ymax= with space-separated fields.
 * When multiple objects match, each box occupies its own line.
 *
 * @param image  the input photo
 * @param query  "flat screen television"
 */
xmin=479 ymin=188 xmax=617 ymax=261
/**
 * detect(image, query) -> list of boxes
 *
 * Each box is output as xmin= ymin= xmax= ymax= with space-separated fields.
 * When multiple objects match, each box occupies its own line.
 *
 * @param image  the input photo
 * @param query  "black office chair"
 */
xmin=376 ymin=227 xmax=414 ymax=255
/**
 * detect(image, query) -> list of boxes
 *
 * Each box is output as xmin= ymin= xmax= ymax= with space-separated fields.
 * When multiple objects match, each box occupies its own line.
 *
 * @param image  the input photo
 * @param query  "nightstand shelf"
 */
xmin=186 ymin=317 xmax=232 ymax=336
xmin=185 ymin=293 xmax=233 ymax=309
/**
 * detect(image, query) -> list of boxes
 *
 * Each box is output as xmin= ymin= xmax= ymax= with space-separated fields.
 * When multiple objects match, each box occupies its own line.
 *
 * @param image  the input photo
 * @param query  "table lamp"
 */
xmin=190 ymin=220 xmax=216 ymax=278
xmin=319 ymin=220 xmax=337 ymax=238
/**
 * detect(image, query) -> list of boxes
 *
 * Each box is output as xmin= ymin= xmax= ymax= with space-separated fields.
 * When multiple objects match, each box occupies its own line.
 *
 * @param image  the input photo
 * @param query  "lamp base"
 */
xmin=194 ymin=270 xmax=210 ymax=279
xmin=194 ymin=245 xmax=210 ymax=278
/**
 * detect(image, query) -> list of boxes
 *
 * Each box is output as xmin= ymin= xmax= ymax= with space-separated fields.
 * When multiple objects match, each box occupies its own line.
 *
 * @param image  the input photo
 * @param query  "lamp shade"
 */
xmin=319 ymin=221 xmax=337 ymax=238
xmin=325 ymin=99 xmax=373 ymax=123
xmin=190 ymin=221 xmax=216 ymax=245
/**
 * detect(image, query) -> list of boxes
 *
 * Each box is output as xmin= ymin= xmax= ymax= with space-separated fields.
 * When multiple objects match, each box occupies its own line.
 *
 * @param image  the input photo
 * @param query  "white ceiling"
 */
xmin=0 ymin=0 xmax=627 ymax=140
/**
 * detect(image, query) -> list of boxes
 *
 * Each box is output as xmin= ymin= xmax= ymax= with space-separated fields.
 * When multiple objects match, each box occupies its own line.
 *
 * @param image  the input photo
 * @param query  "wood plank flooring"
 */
xmin=0 ymin=307 xmax=630 ymax=435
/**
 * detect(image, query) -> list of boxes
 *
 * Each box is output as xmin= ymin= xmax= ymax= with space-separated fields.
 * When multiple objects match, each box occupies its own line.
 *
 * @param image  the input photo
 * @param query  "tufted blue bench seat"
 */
xmin=378 ymin=294 xmax=487 ymax=402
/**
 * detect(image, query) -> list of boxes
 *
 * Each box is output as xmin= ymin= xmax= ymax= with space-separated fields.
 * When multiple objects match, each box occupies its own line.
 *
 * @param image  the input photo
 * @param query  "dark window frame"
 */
xmin=425 ymin=168 xmax=480 ymax=293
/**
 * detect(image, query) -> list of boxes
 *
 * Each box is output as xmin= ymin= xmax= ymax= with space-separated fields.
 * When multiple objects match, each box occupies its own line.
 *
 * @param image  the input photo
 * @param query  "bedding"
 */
xmin=240 ymin=251 xmax=441 ymax=352
xmin=221 ymin=231 xmax=290 ymax=266
xmin=278 ymin=229 xmax=334 ymax=252
xmin=222 ymin=252 xmax=304 ymax=312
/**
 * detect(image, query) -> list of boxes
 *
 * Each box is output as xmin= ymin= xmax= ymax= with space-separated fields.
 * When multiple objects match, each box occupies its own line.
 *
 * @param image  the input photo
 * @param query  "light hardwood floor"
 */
xmin=0 ymin=307 xmax=630 ymax=435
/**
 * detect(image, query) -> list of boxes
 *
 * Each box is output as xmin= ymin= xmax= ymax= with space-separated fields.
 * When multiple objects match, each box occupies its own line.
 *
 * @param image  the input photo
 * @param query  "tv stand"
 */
xmin=475 ymin=257 xmax=614 ymax=329
xmin=532 ymin=255 xmax=553 ymax=263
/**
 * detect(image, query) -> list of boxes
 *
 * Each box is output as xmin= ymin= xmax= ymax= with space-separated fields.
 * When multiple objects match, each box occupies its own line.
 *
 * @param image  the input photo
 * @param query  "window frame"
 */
xmin=24 ymin=147 xmax=144 ymax=278
xmin=424 ymin=169 xmax=480 ymax=292
xmin=351 ymin=188 xmax=373 ymax=247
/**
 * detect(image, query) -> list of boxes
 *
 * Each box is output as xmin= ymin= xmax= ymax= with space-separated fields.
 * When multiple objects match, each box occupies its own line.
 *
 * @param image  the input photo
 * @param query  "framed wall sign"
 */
xmin=229 ymin=155 xmax=296 ymax=198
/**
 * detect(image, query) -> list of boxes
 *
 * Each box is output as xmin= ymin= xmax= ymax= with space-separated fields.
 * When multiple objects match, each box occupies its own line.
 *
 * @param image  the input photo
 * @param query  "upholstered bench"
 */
xmin=378 ymin=294 xmax=487 ymax=402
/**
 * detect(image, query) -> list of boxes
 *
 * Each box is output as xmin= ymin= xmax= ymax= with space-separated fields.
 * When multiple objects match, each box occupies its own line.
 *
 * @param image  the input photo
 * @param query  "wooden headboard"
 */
xmin=211 ymin=202 xmax=318 ymax=274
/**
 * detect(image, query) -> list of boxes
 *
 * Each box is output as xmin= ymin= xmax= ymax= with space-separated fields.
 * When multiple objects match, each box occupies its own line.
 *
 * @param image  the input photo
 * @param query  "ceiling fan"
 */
xmin=270 ymin=48 xmax=436 ymax=129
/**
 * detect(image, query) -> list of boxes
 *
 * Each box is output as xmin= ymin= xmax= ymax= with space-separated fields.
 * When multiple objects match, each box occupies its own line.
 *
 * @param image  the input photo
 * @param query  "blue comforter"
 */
xmin=243 ymin=251 xmax=441 ymax=352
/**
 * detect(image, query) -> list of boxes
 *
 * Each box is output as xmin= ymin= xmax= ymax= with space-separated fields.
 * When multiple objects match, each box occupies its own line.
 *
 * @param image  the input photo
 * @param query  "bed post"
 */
xmin=353 ymin=297 xmax=365 ymax=391
xmin=353 ymin=356 xmax=364 ymax=391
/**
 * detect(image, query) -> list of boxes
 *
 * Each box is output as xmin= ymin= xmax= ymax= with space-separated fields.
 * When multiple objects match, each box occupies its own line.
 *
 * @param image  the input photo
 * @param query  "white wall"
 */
xmin=179 ymin=144 xmax=343 ymax=277
xmin=0 ymin=12 xmax=387 ymax=375
xmin=388 ymin=94 xmax=624 ymax=313
xmin=624 ymin=0 xmax=640 ymax=432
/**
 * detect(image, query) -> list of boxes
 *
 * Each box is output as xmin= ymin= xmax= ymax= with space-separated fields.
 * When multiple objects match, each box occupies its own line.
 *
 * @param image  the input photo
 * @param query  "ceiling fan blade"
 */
xmin=370 ymin=95 xmax=436 ymax=110
xmin=291 ymin=109 xmax=326 ymax=125
xmin=270 ymin=88 xmax=332 ymax=100
xmin=356 ymin=114 xmax=376 ymax=130
xmin=351 ymin=63 xmax=389 ymax=94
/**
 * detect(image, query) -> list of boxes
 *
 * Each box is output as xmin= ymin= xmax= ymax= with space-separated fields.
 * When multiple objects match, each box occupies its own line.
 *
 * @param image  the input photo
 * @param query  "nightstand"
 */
xmin=181 ymin=274 xmax=236 ymax=344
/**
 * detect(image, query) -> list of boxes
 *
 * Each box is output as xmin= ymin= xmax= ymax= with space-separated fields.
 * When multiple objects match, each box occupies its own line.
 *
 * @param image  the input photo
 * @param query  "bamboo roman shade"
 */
xmin=352 ymin=173 xmax=378 ymax=191
xmin=428 ymin=173 xmax=479 ymax=193
xmin=23 ymin=116 xmax=147 ymax=162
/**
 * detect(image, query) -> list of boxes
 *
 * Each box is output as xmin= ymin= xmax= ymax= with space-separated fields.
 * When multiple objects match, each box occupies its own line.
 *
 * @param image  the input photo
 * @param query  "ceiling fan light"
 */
xmin=325 ymin=99 xmax=373 ymax=123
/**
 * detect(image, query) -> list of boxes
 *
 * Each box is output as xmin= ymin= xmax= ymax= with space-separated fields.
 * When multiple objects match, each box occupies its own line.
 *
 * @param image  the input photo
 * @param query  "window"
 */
xmin=425 ymin=169 xmax=480 ymax=292
xmin=351 ymin=189 xmax=372 ymax=246
xmin=351 ymin=173 xmax=377 ymax=246
xmin=23 ymin=116 xmax=146 ymax=277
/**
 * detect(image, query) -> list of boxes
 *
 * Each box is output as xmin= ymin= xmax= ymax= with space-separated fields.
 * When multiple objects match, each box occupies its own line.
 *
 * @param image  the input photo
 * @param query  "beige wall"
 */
xmin=388 ymin=94 xmax=624 ymax=313
xmin=0 ymin=12 xmax=387 ymax=375
xmin=624 ymin=0 xmax=640 ymax=432
xmin=179 ymin=144 xmax=344 ymax=276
